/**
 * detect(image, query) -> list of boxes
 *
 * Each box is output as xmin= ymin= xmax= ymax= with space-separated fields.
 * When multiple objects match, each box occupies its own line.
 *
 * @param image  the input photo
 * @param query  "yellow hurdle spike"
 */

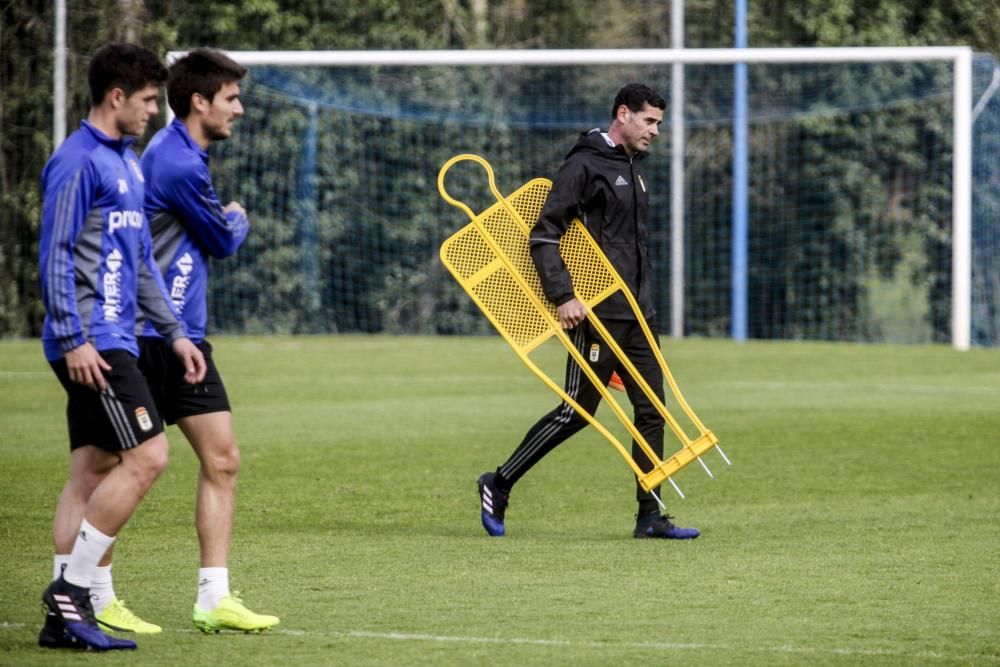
xmin=437 ymin=154 xmax=727 ymax=494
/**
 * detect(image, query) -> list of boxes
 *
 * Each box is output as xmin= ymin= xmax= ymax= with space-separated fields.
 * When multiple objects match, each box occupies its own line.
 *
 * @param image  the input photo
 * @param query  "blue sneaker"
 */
xmin=633 ymin=512 xmax=700 ymax=539
xmin=41 ymin=576 xmax=137 ymax=651
xmin=477 ymin=472 xmax=508 ymax=537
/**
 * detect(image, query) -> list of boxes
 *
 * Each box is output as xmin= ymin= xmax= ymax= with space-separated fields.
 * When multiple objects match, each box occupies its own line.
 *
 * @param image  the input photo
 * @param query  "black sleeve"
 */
xmin=529 ymin=156 xmax=588 ymax=307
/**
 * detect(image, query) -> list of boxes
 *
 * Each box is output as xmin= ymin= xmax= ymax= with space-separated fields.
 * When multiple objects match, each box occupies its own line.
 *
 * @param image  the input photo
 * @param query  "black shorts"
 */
xmin=50 ymin=349 xmax=165 ymax=452
xmin=138 ymin=338 xmax=231 ymax=425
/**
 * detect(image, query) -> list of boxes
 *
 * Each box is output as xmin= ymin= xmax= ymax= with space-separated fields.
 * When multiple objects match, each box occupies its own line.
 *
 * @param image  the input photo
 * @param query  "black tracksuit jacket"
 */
xmin=529 ymin=128 xmax=655 ymax=321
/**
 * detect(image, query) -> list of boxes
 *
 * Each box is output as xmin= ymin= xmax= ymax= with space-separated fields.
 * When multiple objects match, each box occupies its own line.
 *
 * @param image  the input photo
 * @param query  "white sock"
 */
xmin=90 ymin=565 xmax=117 ymax=614
xmin=62 ymin=519 xmax=115 ymax=589
xmin=53 ymin=555 xmax=70 ymax=581
xmin=197 ymin=567 xmax=230 ymax=611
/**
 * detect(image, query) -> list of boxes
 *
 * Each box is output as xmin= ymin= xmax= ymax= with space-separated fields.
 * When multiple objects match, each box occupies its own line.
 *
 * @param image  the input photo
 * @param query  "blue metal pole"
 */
xmin=732 ymin=0 xmax=749 ymax=341
xmin=298 ymin=103 xmax=321 ymax=331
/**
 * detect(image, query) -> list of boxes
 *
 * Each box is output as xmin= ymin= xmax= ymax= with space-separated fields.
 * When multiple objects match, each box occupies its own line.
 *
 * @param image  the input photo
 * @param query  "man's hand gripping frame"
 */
xmin=437 ymin=154 xmax=729 ymax=500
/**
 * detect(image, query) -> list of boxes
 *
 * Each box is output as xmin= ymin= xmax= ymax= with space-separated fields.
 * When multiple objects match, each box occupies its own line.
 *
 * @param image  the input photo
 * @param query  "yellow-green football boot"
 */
xmin=193 ymin=595 xmax=279 ymax=633
xmin=96 ymin=598 xmax=162 ymax=634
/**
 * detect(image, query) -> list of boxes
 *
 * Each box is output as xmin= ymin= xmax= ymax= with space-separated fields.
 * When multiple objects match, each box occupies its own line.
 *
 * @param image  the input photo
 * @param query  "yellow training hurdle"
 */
xmin=437 ymin=154 xmax=729 ymax=499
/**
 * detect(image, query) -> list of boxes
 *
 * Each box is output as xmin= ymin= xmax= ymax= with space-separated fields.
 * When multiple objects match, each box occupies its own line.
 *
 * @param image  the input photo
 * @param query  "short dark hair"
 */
xmin=611 ymin=83 xmax=666 ymax=120
xmin=88 ymin=43 xmax=167 ymax=106
xmin=167 ymin=48 xmax=247 ymax=119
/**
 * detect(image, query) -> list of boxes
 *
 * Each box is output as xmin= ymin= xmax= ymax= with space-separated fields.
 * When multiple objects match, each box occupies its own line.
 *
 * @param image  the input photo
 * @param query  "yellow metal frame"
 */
xmin=438 ymin=154 xmax=727 ymax=496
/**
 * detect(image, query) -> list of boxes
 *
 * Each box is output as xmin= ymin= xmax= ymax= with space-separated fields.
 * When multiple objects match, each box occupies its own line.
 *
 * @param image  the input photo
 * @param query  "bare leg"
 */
xmin=53 ymin=446 xmax=119 ymax=564
xmin=45 ymin=434 xmax=169 ymax=645
xmin=178 ymin=411 xmax=239 ymax=567
xmin=178 ymin=412 xmax=278 ymax=631
xmin=83 ymin=433 xmax=169 ymax=537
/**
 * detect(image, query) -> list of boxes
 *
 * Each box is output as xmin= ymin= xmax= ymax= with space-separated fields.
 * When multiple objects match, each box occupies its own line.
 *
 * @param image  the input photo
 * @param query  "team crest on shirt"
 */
xmin=129 ymin=158 xmax=145 ymax=183
xmin=135 ymin=406 xmax=153 ymax=432
xmin=589 ymin=343 xmax=601 ymax=362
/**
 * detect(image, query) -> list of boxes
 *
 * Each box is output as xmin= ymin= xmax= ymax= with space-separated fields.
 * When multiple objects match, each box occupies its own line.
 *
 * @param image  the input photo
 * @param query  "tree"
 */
xmin=1 ymin=0 xmax=997 ymax=341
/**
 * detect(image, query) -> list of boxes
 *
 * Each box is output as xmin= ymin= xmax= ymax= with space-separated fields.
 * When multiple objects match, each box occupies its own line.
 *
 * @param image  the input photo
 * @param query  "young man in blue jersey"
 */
xmin=38 ymin=43 xmax=207 ymax=651
xmin=134 ymin=48 xmax=277 ymax=633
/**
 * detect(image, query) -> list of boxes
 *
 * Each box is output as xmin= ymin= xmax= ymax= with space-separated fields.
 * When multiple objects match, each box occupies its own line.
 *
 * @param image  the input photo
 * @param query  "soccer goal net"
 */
xmin=177 ymin=48 xmax=1000 ymax=348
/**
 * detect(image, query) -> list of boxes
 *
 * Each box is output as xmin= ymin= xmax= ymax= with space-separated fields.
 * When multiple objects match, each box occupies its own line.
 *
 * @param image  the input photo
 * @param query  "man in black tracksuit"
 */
xmin=477 ymin=83 xmax=700 ymax=540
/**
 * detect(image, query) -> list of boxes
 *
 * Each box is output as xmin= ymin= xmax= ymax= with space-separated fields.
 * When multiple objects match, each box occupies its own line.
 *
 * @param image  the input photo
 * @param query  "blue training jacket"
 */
xmin=39 ymin=120 xmax=187 ymax=362
xmin=138 ymin=119 xmax=249 ymax=342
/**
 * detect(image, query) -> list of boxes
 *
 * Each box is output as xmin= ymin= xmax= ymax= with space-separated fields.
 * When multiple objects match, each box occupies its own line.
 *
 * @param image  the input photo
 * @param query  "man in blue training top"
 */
xmin=135 ymin=48 xmax=277 ymax=633
xmin=38 ymin=42 xmax=206 ymax=651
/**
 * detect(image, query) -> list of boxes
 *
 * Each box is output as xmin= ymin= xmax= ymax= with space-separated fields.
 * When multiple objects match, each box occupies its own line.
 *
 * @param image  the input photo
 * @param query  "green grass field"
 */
xmin=1 ymin=335 xmax=998 ymax=666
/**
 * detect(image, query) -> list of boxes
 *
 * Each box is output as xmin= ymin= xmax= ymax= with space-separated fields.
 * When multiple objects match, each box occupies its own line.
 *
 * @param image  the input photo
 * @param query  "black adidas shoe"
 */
xmin=41 ymin=576 xmax=136 ymax=651
xmin=477 ymin=472 xmax=509 ymax=537
xmin=633 ymin=512 xmax=700 ymax=539
xmin=38 ymin=611 xmax=86 ymax=649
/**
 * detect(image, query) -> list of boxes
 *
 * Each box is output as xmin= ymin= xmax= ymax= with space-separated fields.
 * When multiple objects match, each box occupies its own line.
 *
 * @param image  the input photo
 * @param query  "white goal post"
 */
xmin=166 ymin=47 xmax=974 ymax=350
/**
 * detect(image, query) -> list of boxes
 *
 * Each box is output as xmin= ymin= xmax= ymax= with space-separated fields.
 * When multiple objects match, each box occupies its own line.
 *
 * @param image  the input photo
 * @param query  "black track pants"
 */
xmin=497 ymin=318 xmax=666 ymax=513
